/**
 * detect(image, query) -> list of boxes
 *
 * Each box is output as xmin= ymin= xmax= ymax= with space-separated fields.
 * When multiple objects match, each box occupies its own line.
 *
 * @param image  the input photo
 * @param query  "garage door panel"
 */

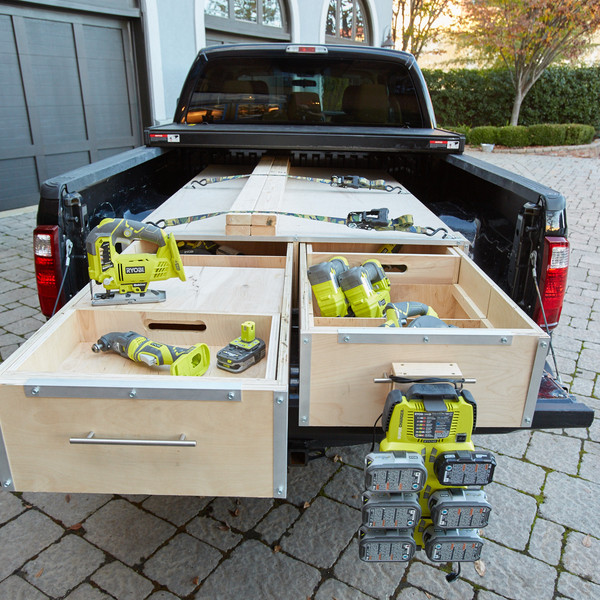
xmin=0 ymin=15 xmax=33 ymax=146
xmin=0 ymin=157 xmax=39 ymax=209
xmin=45 ymin=151 xmax=90 ymax=181
xmin=83 ymin=24 xmax=134 ymax=138
xmin=0 ymin=7 xmax=141 ymax=210
xmin=24 ymin=18 xmax=88 ymax=145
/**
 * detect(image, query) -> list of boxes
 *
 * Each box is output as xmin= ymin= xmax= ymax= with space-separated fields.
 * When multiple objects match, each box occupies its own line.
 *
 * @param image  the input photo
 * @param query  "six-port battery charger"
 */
xmin=359 ymin=383 xmax=496 ymax=569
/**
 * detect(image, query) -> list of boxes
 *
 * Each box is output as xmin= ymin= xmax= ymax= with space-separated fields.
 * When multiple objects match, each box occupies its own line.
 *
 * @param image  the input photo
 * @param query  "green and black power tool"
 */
xmin=380 ymin=302 xmax=439 ymax=327
xmin=307 ymin=256 xmax=350 ymax=317
xmin=338 ymin=259 xmax=391 ymax=318
xmin=92 ymin=331 xmax=210 ymax=376
xmin=216 ymin=321 xmax=266 ymax=373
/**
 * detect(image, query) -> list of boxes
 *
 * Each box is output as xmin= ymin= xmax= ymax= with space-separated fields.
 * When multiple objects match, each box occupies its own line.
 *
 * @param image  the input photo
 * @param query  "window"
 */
xmin=206 ymin=0 xmax=284 ymax=29
xmin=182 ymin=55 xmax=424 ymax=127
xmin=326 ymin=0 xmax=370 ymax=44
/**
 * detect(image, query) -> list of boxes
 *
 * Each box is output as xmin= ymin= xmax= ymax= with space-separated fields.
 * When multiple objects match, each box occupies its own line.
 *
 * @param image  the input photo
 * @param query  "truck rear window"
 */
xmin=183 ymin=56 xmax=424 ymax=128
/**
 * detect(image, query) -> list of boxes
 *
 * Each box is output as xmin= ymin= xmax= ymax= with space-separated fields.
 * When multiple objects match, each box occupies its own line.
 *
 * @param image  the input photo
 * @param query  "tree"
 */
xmin=391 ymin=0 xmax=457 ymax=59
xmin=461 ymin=0 xmax=600 ymax=125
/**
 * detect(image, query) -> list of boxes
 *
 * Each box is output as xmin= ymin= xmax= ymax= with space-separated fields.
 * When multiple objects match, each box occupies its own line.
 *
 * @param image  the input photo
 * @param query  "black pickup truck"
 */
xmin=33 ymin=43 xmax=593 ymax=446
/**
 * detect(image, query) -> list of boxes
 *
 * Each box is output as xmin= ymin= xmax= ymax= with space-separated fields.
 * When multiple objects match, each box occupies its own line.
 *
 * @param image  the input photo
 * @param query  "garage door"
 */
xmin=0 ymin=5 xmax=141 ymax=210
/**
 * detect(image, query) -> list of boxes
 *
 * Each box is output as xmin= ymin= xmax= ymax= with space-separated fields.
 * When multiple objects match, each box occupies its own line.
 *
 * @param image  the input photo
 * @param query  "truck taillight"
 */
xmin=534 ymin=237 xmax=569 ymax=330
xmin=34 ymin=225 xmax=63 ymax=317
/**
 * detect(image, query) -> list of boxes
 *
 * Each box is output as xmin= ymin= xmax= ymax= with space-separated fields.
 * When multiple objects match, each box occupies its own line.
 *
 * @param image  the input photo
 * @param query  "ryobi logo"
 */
xmin=125 ymin=266 xmax=146 ymax=274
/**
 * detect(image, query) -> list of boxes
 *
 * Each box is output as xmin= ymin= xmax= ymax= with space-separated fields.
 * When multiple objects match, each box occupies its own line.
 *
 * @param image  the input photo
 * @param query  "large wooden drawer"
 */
xmin=299 ymin=243 xmax=549 ymax=429
xmin=0 ymin=250 xmax=292 ymax=497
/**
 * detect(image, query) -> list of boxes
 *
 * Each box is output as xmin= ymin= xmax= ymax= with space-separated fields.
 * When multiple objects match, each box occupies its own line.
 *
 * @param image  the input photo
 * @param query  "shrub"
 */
xmin=528 ymin=124 xmax=567 ymax=146
xmin=422 ymin=66 xmax=600 ymax=129
xmin=564 ymin=124 xmax=595 ymax=145
xmin=496 ymin=125 xmax=530 ymax=147
xmin=468 ymin=126 xmax=498 ymax=145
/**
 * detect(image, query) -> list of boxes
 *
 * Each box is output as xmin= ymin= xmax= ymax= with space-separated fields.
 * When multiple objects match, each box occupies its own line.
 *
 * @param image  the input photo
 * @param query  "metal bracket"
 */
xmin=273 ymin=391 xmax=288 ymax=498
xmin=0 ymin=424 xmax=14 ymax=491
xmin=521 ymin=337 xmax=551 ymax=427
xmin=337 ymin=329 xmax=514 ymax=346
xmin=25 ymin=379 xmax=241 ymax=402
xmin=298 ymin=334 xmax=312 ymax=426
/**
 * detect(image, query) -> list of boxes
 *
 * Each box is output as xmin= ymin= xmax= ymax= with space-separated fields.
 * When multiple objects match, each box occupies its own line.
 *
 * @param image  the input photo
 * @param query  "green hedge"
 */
xmin=496 ymin=125 xmax=530 ymax=147
xmin=444 ymin=123 xmax=595 ymax=147
xmin=423 ymin=66 xmax=600 ymax=129
xmin=468 ymin=126 xmax=497 ymax=145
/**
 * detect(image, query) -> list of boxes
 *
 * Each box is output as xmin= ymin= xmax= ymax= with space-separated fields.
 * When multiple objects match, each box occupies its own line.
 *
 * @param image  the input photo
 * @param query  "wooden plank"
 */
xmin=392 ymin=362 xmax=463 ymax=378
xmin=307 ymin=252 xmax=459 ymax=285
xmin=225 ymin=156 xmax=274 ymax=235
xmin=452 ymin=284 xmax=487 ymax=320
xmin=224 ymin=225 xmax=251 ymax=236
xmin=78 ymin=266 xmax=286 ymax=315
xmin=251 ymin=225 xmax=277 ymax=236
xmin=227 ymin=214 xmax=253 ymax=226
xmin=182 ymin=255 xmax=286 ymax=269
xmin=251 ymin=155 xmax=290 ymax=231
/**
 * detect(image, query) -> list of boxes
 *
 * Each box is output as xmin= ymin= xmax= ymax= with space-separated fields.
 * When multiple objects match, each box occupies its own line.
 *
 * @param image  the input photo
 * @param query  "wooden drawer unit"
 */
xmin=0 ymin=250 xmax=292 ymax=497
xmin=299 ymin=243 xmax=549 ymax=429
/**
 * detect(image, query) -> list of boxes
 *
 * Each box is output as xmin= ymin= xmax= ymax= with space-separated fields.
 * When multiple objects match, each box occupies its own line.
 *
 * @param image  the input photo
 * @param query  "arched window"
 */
xmin=205 ymin=0 xmax=290 ymax=44
xmin=325 ymin=0 xmax=370 ymax=44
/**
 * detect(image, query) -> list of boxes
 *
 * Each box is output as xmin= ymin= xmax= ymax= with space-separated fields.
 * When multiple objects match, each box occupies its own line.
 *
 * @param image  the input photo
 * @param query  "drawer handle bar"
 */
xmin=69 ymin=432 xmax=196 ymax=447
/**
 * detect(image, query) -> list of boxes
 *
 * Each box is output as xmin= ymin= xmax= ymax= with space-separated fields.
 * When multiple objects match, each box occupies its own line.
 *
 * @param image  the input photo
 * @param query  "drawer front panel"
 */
xmin=1 ymin=387 xmax=276 ymax=497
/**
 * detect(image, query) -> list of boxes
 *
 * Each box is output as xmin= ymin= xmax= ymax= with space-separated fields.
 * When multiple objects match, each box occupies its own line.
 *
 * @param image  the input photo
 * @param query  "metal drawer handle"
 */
xmin=69 ymin=432 xmax=196 ymax=447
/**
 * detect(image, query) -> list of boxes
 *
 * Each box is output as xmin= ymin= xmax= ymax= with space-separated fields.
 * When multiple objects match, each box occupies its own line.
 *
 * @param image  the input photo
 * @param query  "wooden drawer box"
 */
xmin=0 ymin=250 xmax=292 ymax=497
xmin=299 ymin=243 xmax=549 ymax=429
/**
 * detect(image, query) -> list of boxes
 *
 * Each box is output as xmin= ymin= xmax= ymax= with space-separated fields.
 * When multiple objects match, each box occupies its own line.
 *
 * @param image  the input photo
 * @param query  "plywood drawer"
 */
xmin=0 ymin=248 xmax=292 ymax=497
xmin=299 ymin=243 xmax=549 ymax=429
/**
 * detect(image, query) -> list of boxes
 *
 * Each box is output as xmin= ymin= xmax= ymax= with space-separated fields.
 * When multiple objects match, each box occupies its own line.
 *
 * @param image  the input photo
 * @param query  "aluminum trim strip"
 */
xmin=273 ymin=392 xmax=288 ymax=498
xmin=521 ymin=337 xmax=551 ymax=427
xmin=25 ymin=379 xmax=241 ymax=401
xmin=0 ymin=424 xmax=14 ymax=492
xmin=298 ymin=334 xmax=312 ymax=425
xmin=336 ymin=329 xmax=514 ymax=346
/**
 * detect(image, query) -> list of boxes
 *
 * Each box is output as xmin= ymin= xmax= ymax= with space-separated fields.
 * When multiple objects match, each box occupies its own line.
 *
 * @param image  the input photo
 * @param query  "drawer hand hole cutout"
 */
xmin=381 ymin=264 xmax=407 ymax=273
xmin=147 ymin=321 xmax=207 ymax=332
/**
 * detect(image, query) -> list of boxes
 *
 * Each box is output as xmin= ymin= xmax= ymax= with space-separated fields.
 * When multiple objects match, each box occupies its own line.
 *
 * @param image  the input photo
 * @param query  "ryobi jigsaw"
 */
xmin=86 ymin=218 xmax=185 ymax=305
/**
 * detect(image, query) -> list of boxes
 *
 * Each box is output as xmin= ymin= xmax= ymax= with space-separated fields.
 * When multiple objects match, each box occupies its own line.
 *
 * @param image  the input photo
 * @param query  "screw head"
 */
xmin=500 ymin=337 xmax=508 ymax=344
xmin=31 ymin=386 xmax=40 ymax=396
xmin=343 ymin=336 xmax=350 ymax=343
xmin=423 ymin=336 xmax=429 ymax=343
xmin=276 ymin=396 xmax=284 ymax=405
xmin=541 ymin=341 xmax=548 ymax=348
xmin=277 ymin=486 xmax=284 ymax=495
xmin=301 ymin=416 xmax=308 ymax=423
xmin=228 ymin=392 xmax=235 ymax=400
xmin=129 ymin=389 xmax=137 ymax=398
xmin=303 ymin=338 xmax=309 ymax=344
xmin=3 ymin=479 xmax=12 ymax=488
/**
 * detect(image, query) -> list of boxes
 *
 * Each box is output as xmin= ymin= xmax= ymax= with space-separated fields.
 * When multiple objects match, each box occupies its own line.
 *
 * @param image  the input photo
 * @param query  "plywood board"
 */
xmin=77 ymin=265 xmax=286 ymax=315
xmin=0 ymin=386 xmax=275 ymax=496
xmin=146 ymin=161 xmax=463 ymax=245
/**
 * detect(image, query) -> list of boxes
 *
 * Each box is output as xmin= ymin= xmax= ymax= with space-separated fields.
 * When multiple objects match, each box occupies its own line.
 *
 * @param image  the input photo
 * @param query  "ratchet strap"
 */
xmin=186 ymin=174 xmax=408 ymax=194
xmin=150 ymin=207 xmax=448 ymax=236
